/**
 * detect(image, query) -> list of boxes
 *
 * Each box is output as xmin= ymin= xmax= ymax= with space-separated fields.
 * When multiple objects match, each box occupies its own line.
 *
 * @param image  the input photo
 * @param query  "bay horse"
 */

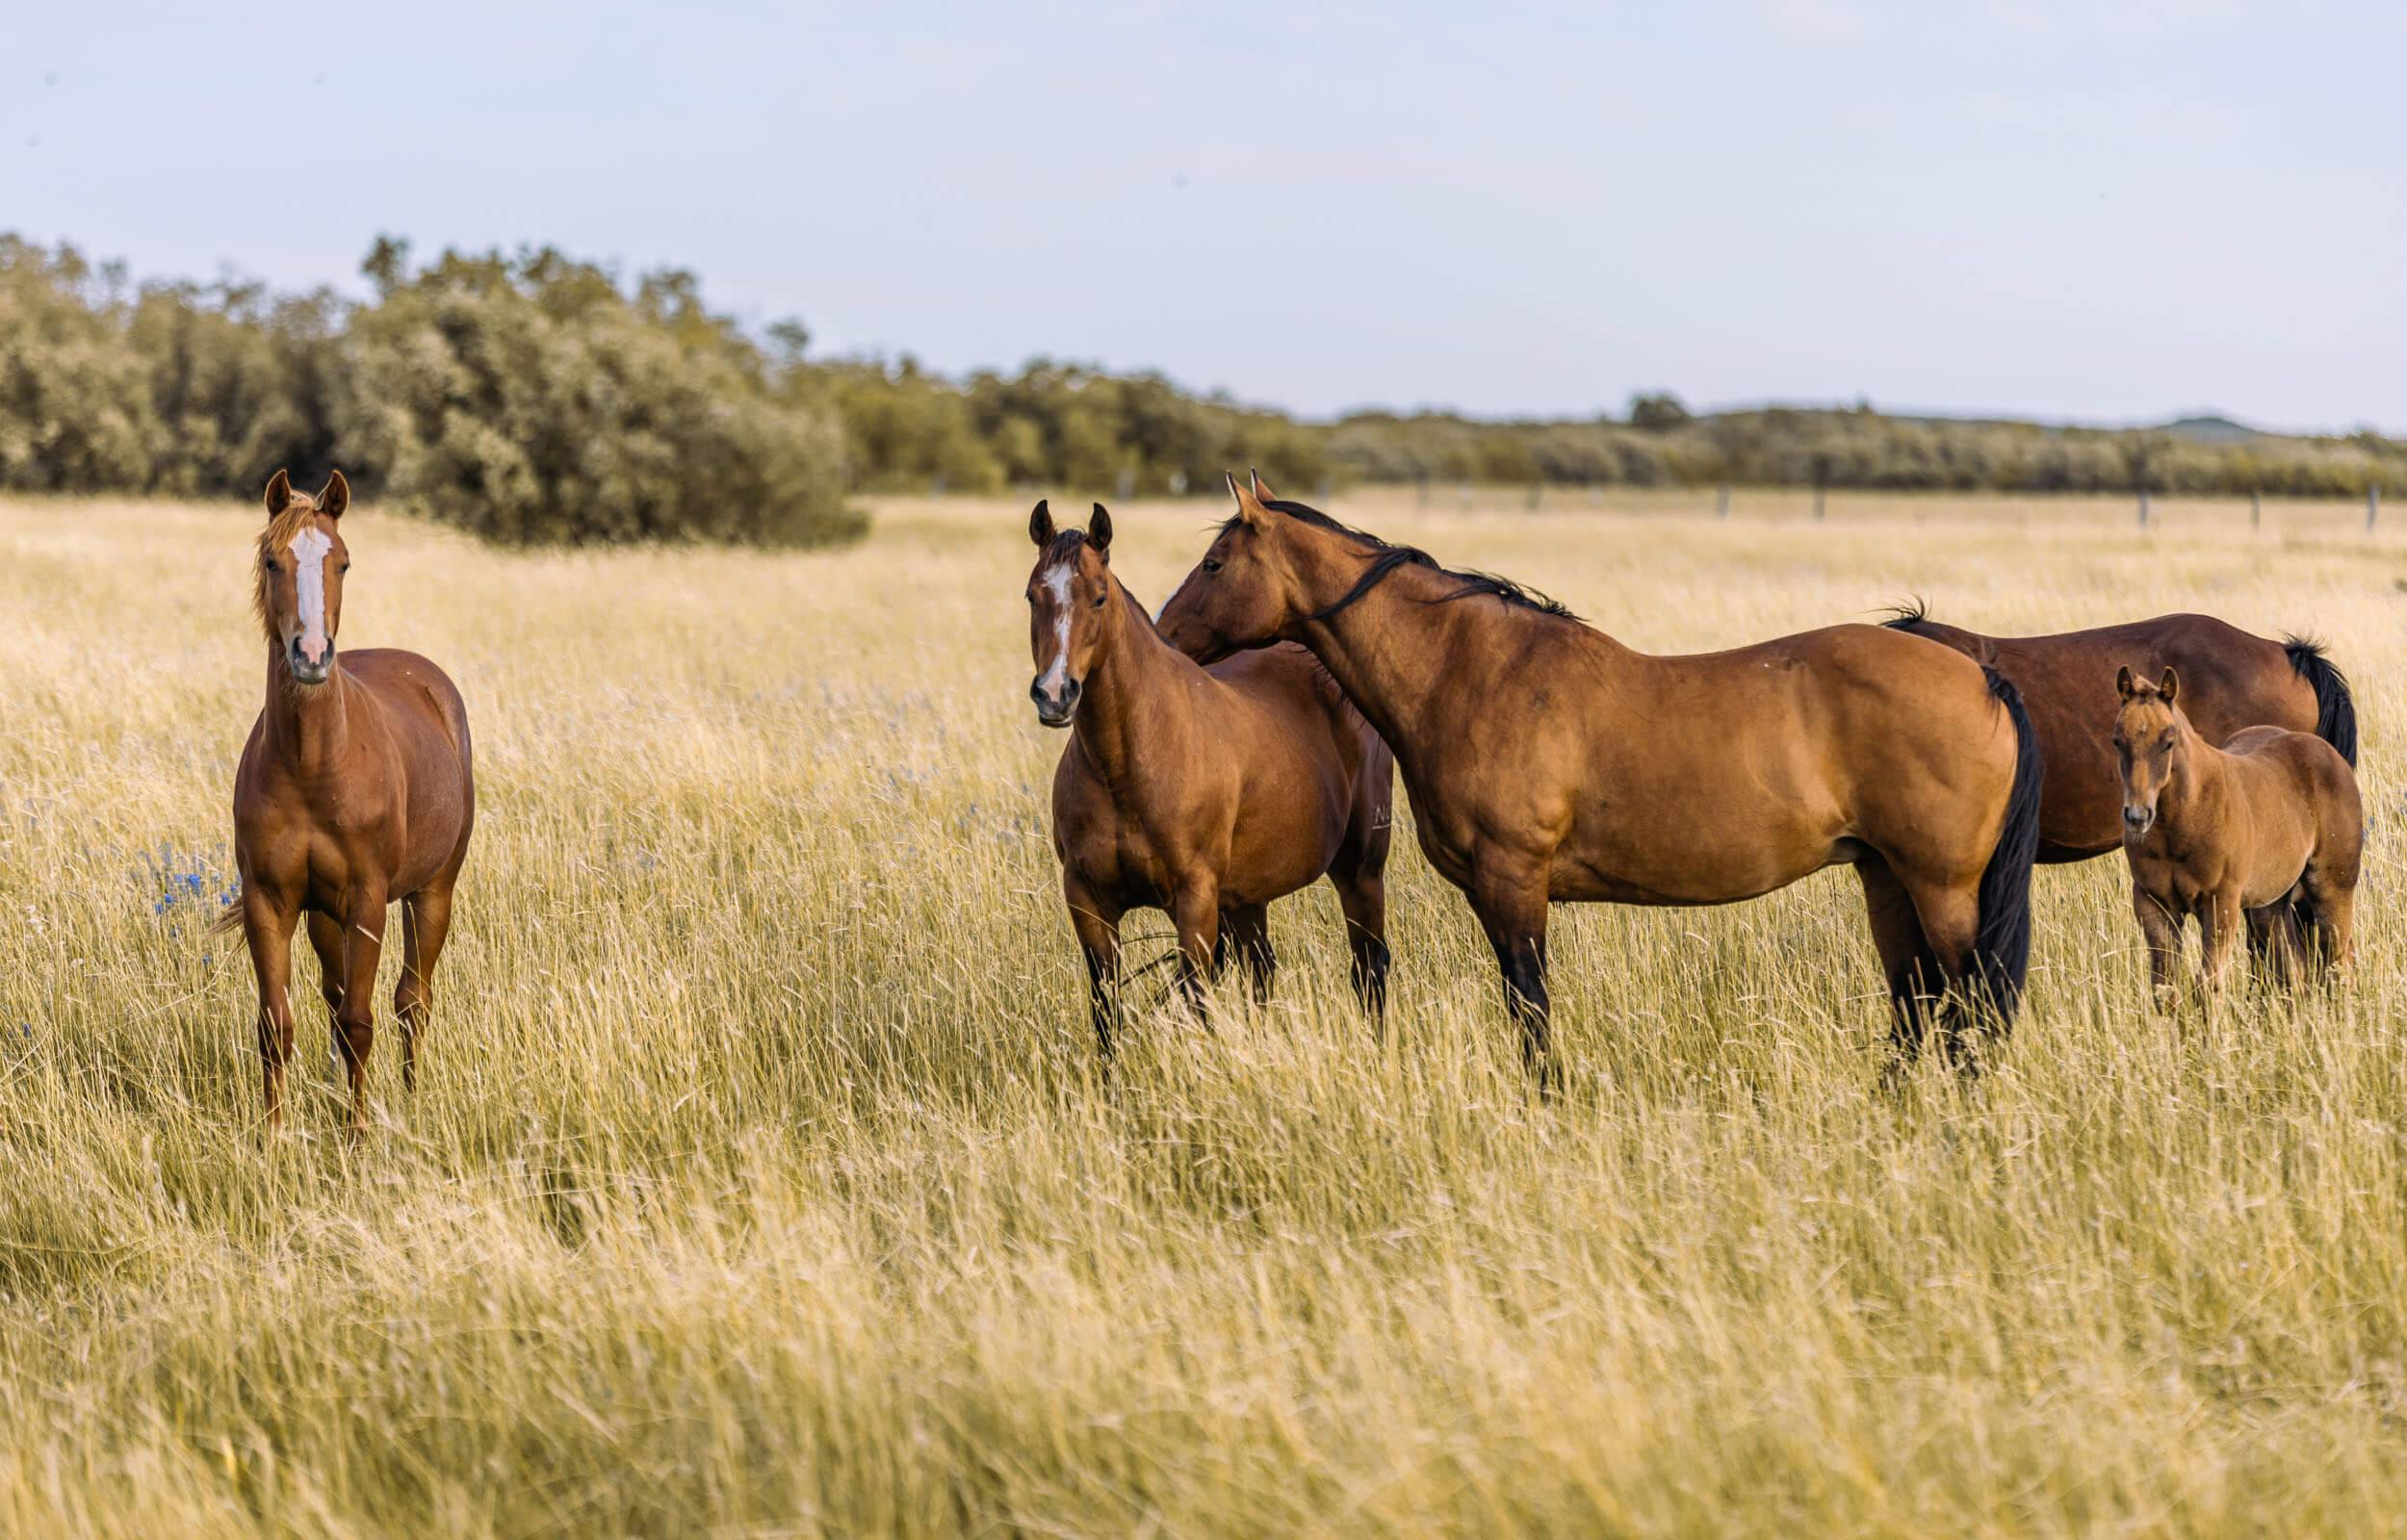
xmin=1024 ymin=500 xmax=1393 ymax=1055
xmin=225 ymin=470 xmax=476 ymax=1131
xmin=1157 ymin=475 xmax=2044 ymax=1085
xmin=1885 ymin=604 xmax=2355 ymax=861
xmin=2113 ymin=666 xmax=2360 ymax=1002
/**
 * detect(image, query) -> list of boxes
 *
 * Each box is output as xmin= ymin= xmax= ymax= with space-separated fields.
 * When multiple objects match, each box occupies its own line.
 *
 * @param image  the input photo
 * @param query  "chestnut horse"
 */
xmin=1158 ymin=477 xmax=2044 ymax=1084
xmin=2113 ymin=666 xmax=2359 ymax=1002
xmin=1025 ymin=500 xmax=1393 ymax=1054
xmin=1885 ymin=604 xmax=2355 ymax=861
xmin=226 ymin=470 xmax=476 ymax=1130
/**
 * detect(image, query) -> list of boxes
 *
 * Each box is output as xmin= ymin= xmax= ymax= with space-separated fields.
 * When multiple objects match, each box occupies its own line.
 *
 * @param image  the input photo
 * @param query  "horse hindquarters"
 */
xmin=1879 ymin=670 xmax=2045 ymax=1068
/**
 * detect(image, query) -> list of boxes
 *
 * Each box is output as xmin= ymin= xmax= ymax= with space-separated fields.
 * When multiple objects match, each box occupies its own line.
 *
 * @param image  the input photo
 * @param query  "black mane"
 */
xmin=1880 ymin=597 xmax=1934 ymax=632
xmin=1236 ymin=497 xmax=1579 ymax=624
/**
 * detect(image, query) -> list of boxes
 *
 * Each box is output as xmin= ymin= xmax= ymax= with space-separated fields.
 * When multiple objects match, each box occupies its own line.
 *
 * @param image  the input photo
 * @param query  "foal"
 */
xmin=2114 ymin=666 xmax=2359 ymax=1004
xmin=1026 ymin=500 xmax=1393 ymax=1054
xmin=229 ymin=470 xmax=477 ymax=1130
xmin=1888 ymin=604 xmax=2355 ymax=861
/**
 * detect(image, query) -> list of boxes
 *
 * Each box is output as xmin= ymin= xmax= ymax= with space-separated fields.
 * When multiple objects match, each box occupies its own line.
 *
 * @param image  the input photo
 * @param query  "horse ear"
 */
xmin=1028 ymin=499 xmax=1053 ymax=548
xmin=265 ymin=469 xmax=291 ymax=517
xmin=2159 ymin=667 xmax=2179 ymax=705
xmin=318 ymin=469 xmax=349 ymax=520
xmin=2116 ymin=665 xmax=2136 ymax=699
xmin=1227 ymin=471 xmax=1265 ymax=524
xmin=1089 ymin=503 xmax=1112 ymax=560
xmin=1249 ymin=469 xmax=1279 ymax=503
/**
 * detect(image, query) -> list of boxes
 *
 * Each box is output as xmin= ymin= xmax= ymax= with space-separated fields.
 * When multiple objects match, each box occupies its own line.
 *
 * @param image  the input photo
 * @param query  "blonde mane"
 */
xmin=253 ymin=488 xmax=325 ymax=644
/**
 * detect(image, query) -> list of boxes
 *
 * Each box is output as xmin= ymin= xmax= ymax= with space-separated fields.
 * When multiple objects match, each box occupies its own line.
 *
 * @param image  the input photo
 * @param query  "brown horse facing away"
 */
xmin=2113 ymin=667 xmax=2360 ymax=1004
xmin=226 ymin=471 xmax=476 ymax=1131
xmin=1157 ymin=476 xmax=2045 ymax=1086
xmin=1886 ymin=604 xmax=2356 ymax=862
xmin=1025 ymin=500 xmax=1393 ymax=1054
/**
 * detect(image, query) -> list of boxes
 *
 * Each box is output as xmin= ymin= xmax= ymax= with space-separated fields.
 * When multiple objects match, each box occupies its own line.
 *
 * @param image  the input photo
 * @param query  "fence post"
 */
xmin=2370 ymin=485 xmax=2381 ymax=533
xmin=1527 ymin=482 xmax=1542 ymax=511
xmin=1115 ymin=467 xmax=1136 ymax=501
xmin=1716 ymin=485 xmax=1730 ymax=519
xmin=2137 ymin=488 xmax=2150 ymax=529
xmin=2250 ymin=490 xmax=2261 ymax=530
xmin=1459 ymin=480 xmax=1472 ymax=510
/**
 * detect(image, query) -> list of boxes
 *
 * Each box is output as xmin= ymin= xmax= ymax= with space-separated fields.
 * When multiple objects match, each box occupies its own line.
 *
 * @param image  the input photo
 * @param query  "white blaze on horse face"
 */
xmin=290 ymin=526 xmax=334 ymax=665
xmin=1036 ymin=560 xmax=1075 ymax=694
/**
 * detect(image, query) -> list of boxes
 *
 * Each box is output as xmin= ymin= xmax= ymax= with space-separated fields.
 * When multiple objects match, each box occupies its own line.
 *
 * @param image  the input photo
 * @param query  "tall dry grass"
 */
xmin=0 ymin=487 xmax=2399 ymax=1537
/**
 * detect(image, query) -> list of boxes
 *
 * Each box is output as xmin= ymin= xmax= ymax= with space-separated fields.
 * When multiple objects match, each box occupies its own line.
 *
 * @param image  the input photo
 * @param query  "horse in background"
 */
xmin=2113 ymin=666 xmax=2359 ymax=1004
xmin=1025 ymin=500 xmax=1393 ymax=1055
xmin=1158 ymin=475 xmax=2044 ymax=1086
xmin=227 ymin=470 xmax=476 ymax=1131
xmin=1885 ymin=605 xmax=2355 ymax=861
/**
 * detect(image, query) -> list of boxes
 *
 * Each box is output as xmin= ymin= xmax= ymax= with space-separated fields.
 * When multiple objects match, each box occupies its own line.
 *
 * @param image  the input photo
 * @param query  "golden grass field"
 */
xmin=1 ymin=486 xmax=2400 ymax=1537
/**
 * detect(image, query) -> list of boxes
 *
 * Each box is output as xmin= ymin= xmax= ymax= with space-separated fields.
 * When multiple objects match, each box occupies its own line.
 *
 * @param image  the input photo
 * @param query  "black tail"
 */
xmin=2284 ymin=637 xmax=2357 ymax=769
xmin=1964 ymin=668 xmax=2045 ymax=1033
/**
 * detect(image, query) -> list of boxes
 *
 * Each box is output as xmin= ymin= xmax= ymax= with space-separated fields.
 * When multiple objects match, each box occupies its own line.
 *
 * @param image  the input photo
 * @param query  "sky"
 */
xmin=6 ymin=2 xmax=2401 ymax=432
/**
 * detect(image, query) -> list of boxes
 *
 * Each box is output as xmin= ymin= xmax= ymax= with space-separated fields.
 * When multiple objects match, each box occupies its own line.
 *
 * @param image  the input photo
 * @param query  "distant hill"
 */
xmin=2158 ymin=415 xmax=2262 ymax=444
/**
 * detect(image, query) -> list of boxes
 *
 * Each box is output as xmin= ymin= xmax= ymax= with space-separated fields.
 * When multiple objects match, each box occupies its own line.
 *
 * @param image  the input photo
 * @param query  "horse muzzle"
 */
xmin=1030 ymin=675 xmax=1081 ymax=728
xmin=287 ymin=636 xmax=334 ymax=685
xmin=2122 ymin=806 xmax=2156 ymax=840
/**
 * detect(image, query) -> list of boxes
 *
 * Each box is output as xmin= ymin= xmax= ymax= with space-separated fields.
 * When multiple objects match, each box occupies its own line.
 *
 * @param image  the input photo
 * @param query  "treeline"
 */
xmin=2 ymin=233 xmax=2399 ymax=550
xmin=0 ymin=235 xmax=858 ymax=546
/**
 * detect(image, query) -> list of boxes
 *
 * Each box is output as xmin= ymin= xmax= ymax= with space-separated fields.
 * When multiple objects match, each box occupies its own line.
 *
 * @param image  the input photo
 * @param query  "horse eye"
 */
xmin=263 ymin=558 xmax=278 ymax=573
xmin=1202 ymin=558 xmax=1223 ymax=574
xmin=1092 ymin=593 xmax=1107 ymax=608
xmin=339 ymin=562 xmax=350 ymax=574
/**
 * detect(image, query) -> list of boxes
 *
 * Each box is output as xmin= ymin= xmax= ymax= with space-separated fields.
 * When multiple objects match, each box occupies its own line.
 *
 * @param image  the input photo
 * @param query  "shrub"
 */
xmin=338 ymin=242 xmax=861 ymax=548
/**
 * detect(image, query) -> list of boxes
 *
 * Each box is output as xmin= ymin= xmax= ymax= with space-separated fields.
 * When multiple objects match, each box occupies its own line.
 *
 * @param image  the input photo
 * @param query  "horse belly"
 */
xmin=1554 ymin=748 xmax=1845 ymax=905
xmin=1552 ymin=818 xmax=1836 ymax=905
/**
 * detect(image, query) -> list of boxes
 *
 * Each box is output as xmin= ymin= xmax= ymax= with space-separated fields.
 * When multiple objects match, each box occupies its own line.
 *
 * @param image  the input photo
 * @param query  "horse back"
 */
xmin=2221 ymin=726 xmax=2361 ymax=842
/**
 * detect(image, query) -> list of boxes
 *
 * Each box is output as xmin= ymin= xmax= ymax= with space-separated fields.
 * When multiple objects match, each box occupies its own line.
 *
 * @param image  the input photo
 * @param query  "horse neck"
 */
xmin=1293 ymin=555 xmax=1582 ymax=753
xmin=1071 ymin=583 xmax=1178 ymax=783
xmin=263 ymin=649 xmax=361 ymax=783
xmin=2161 ymin=721 xmax=2225 ymax=821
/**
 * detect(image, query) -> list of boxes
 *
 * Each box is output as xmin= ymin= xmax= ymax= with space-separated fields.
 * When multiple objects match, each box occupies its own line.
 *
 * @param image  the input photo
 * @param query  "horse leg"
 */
xmin=1898 ymin=876 xmax=1985 ymax=1072
xmin=331 ymin=885 xmax=389 ymax=1135
xmin=395 ymin=881 xmax=456 ymax=1096
xmin=1856 ymin=855 xmax=1943 ymax=1066
xmin=2132 ymin=884 xmax=2185 ymax=1013
xmin=241 ymin=892 xmax=299 ymax=1131
xmin=1168 ymin=873 xmax=1224 ymax=1018
xmin=2245 ymin=903 xmax=2301 ymax=990
xmin=1063 ymin=877 xmax=1123 ymax=1059
xmin=1470 ymin=861 xmax=1557 ymax=1095
xmin=2194 ymin=889 xmax=2242 ymax=1013
xmin=1330 ymin=866 xmax=1391 ymax=1034
xmin=1224 ymin=902 xmax=1275 ymax=1005
xmin=305 ymin=911 xmax=347 ymax=1065
xmin=2300 ymin=861 xmax=2356 ymax=980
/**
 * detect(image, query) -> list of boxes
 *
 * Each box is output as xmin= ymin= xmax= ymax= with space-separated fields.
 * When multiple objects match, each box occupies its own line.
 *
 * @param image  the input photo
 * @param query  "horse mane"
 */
xmin=1879 ymin=597 xmax=1933 ymax=631
xmin=251 ymin=487 xmax=324 ymax=644
xmin=1233 ymin=497 xmax=1579 ymax=624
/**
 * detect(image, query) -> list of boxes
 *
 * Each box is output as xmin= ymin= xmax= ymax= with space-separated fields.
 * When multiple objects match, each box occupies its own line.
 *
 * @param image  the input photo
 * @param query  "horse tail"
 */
xmin=2284 ymin=636 xmax=2357 ymax=769
xmin=208 ymin=888 xmax=246 ymax=940
xmin=1968 ymin=667 xmax=2045 ymax=1029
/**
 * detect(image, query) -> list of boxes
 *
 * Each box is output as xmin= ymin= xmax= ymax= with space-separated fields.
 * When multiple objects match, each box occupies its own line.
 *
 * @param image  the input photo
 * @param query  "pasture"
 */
xmin=1 ymin=487 xmax=2400 ymax=1537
